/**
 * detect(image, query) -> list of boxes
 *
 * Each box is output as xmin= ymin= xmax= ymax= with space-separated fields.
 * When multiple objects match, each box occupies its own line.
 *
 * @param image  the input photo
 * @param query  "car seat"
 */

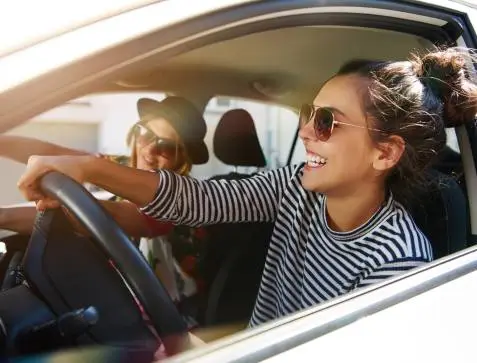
xmin=200 ymin=109 xmax=273 ymax=327
xmin=409 ymin=139 xmax=469 ymax=259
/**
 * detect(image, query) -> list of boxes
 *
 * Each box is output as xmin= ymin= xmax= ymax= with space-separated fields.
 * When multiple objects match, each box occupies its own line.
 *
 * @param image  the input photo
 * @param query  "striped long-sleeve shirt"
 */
xmin=140 ymin=164 xmax=433 ymax=327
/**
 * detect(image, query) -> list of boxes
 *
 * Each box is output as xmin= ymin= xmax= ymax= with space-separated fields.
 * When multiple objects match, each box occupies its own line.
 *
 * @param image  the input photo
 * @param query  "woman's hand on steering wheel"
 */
xmin=18 ymin=155 xmax=94 ymax=210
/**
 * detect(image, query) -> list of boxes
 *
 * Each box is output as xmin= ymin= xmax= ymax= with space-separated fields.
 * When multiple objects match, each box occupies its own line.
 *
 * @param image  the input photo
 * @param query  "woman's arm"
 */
xmin=99 ymin=200 xmax=173 ymax=237
xmin=0 ymin=135 xmax=88 ymax=164
xmin=0 ymin=206 xmax=37 ymax=235
xmin=0 ymin=201 xmax=171 ymax=238
xmin=17 ymin=155 xmax=292 ymax=226
xmin=139 ymin=168 xmax=289 ymax=226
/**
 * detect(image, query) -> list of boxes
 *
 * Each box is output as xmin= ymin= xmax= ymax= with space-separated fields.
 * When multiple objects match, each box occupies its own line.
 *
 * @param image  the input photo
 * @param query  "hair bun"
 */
xmin=413 ymin=48 xmax=477 ymax=127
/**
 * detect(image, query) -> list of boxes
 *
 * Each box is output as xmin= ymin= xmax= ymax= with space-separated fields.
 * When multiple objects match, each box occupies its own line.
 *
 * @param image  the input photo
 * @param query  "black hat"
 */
xmin=136 ymin=97 xmax=208 ymax=164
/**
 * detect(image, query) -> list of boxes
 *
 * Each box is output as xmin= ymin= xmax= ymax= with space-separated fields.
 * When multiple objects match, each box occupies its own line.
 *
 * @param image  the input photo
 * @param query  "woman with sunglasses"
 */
xmin=17 ymin=47 xmax=477 ymax=328
xmin=0 ymin=96 xmax=209 ymax=315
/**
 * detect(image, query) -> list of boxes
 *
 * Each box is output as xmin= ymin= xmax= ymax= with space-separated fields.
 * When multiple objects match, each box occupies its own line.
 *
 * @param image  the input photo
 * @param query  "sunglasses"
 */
xmin=299 ymin=104 xmax=382 ymax=141
xmin=133 ymin=123 xmax=180 ymax=159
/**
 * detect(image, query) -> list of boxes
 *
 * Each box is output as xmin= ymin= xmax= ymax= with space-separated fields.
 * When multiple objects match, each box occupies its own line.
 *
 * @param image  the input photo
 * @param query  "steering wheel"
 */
xmin=24 ymin=172 xmax=189 ymax=355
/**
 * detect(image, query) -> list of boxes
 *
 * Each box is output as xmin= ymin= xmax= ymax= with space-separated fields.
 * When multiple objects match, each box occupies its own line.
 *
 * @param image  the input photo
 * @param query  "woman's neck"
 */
xmin=325 ymin=185 xmax=386 ymax=233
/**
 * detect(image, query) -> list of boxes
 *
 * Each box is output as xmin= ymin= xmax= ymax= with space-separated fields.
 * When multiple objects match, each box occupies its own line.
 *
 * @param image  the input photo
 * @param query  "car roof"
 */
xmin=0 ymin=0 xmax=467 ymax=57
xmin=0 ymin=0 xmax=165 ymax=56
xmin=0 ymin=0 xmax=473 ymax=131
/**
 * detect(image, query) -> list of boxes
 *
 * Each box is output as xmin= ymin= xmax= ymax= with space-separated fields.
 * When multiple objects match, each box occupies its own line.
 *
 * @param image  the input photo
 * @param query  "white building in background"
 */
xmin=0 ymin=93 xmax=298 ymax=205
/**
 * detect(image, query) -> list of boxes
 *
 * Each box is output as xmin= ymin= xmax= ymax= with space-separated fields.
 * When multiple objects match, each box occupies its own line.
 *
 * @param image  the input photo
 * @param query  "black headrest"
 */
xmin=213 ymin=109 xmax=266 ymax=167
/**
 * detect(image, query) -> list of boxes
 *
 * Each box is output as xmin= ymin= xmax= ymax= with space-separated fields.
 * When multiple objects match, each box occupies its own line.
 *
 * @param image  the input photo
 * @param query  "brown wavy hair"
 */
xmin=335 ymin=47 xmax=477 ymax=205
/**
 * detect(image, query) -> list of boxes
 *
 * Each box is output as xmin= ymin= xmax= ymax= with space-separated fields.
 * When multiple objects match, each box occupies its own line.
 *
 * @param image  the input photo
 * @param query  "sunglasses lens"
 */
xmin=314 ymin=108 xmax=334 ymax=141
xmin=134 ymin=124 xmax=178 ymax=159
xmin=135 ymin=124 xmax=155 ymax=142
xmin=155 ymin=139 xmax=178 ymax=159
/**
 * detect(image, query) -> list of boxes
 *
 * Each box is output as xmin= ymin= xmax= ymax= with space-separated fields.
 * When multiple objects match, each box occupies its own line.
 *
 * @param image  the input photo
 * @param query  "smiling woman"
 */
xmin=0 ymin=96 xmax=212 ymax=331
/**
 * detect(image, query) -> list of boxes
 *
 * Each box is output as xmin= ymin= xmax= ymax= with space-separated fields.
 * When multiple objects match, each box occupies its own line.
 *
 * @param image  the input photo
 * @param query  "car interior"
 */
xmin=0 ymin=21 xmax=473 ymax=360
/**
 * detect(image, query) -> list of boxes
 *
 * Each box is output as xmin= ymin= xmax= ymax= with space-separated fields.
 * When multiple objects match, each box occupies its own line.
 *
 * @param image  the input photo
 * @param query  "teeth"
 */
xmin=306 ymin=153 xmax=327 ymax=167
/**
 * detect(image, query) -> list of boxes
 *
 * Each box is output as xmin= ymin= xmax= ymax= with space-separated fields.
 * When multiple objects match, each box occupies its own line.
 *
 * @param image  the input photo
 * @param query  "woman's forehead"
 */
xmin=313 ymin=75 xmax=368 ymax=123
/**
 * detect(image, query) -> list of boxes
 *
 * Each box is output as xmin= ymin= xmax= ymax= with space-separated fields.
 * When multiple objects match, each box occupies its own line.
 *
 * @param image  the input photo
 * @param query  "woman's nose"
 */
xmin=298 ymin=119 xmax=317 ymax=141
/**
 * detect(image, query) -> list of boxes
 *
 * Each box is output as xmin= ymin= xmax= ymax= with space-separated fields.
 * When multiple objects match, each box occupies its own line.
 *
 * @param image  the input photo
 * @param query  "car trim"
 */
xmin=455 ymin=31 xmax=477 ymax=237
xmin=166 ymin=244 xmax=477 ymax=362
xmin=457 ymin=124 xmax=477 ymax=235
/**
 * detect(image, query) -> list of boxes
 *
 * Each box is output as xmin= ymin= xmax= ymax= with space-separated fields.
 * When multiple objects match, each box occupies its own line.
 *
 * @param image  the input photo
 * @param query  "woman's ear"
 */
xmin=373 ymin=135 xmax=405 ymax=172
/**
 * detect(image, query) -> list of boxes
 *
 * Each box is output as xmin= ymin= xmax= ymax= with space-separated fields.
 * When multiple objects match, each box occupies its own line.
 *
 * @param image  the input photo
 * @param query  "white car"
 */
xmin=0 ymin=1 xmax=476 ymax=362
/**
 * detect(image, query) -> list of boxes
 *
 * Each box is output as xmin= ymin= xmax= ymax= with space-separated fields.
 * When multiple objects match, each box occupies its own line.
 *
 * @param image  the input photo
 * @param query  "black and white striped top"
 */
xmin=141 ymin=164 xmax=433 ymax=327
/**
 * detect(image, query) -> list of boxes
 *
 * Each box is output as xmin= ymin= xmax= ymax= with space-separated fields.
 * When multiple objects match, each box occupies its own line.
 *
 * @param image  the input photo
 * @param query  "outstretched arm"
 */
xmin=139 ymin=168 xmax=290 ymax=226
xmin=0 ymin=200 xmax=170 ymax=238
xmin=17 ymin=155 xmax=293 ymax=226
xmin=0 ymin=206 xmax=37 ymax=235
xmin=0 ymin=135 xmax=88 ymax=164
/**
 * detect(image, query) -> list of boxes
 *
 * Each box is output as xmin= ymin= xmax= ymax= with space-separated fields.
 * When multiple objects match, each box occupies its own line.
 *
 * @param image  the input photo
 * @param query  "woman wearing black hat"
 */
xmin=0 ymin=96 xmax=209 ymax=312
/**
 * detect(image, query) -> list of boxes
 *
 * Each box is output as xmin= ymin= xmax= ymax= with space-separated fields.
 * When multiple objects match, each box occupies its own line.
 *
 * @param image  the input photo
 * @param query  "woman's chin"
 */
xmin=301 ymin=175 xmax=325 ymax=193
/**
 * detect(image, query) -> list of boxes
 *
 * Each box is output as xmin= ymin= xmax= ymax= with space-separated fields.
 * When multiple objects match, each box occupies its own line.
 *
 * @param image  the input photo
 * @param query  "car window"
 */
xmin=190 ymin=97 xmax=298 ymax=179
xmin=0 ymin=92 xmax=300 ymax=203
xmin=0 ymin=92 xmax=299 ymax=203
xmin=0 ymin=92 xmax=166 ymax=205
xmin=446 ymin=128 xmax=460 ymax=153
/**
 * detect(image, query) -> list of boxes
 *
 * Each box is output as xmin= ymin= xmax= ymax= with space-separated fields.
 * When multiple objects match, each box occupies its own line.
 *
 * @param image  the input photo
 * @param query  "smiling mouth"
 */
xmin=306 ymin=152 xmax=327 ymax=168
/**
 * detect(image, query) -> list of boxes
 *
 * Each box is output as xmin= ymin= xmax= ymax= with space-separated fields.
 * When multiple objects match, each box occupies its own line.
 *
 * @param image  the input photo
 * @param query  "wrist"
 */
xmin=81 ymin=154 xmax=103 ymax=183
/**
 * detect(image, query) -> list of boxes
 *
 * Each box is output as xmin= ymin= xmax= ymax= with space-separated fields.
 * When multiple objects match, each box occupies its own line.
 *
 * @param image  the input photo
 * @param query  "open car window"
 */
xmin=192 ymin=96 xmax=298 ymax=179
xmin=0 ymin=92 xmax=167 ymax=205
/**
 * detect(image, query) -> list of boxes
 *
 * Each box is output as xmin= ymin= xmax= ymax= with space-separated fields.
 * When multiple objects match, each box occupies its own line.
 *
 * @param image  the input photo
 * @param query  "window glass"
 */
xmin=0 ymin=92 xmax=166 ymax=205
xmin=0 ymin=92 xmax=300 ymax=204
xmin=215 ymin=97 xmax=232 ymax=108
xmin=190 ymin=97 xmax=298 ymax=179
xmin=446 ymin=128 xmax=460 ymax=153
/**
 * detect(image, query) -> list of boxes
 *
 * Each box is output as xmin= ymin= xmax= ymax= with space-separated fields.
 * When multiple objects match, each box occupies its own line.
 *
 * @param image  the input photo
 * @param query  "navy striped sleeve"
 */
xmin=140 ymin=166 xmax=295 ymax=226
xmin=356 ymin=257 xmax=428 ymax=288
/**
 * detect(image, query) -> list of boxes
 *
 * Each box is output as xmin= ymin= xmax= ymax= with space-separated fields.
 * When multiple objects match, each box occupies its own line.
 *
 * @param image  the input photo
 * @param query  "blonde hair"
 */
xmin=127 ymin=123 xmax=192 ymax=176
